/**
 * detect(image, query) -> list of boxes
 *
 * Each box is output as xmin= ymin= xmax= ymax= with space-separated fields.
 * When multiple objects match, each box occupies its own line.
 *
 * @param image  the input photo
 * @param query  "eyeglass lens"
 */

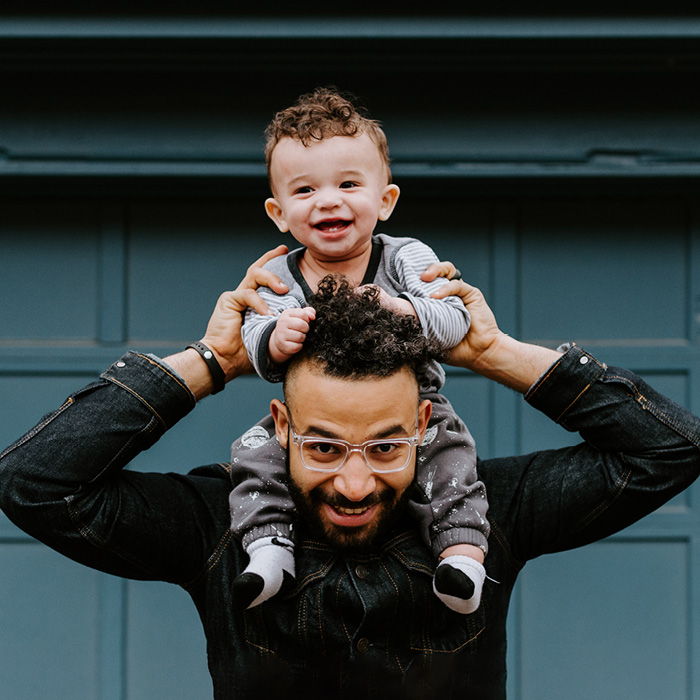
xmin=300 ymin=439 xmax=412 ymax=472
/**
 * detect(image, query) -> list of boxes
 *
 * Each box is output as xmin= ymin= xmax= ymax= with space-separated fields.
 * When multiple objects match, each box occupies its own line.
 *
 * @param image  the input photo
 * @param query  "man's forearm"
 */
xmin=164 ymin=347 xmax=220 ymax=400
xmin=470 ymin=332 xmax=562 ymax=394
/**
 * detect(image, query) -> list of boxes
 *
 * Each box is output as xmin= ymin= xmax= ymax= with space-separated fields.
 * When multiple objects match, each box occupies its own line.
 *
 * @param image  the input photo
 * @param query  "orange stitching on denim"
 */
xmin=102 ymin=375 xmax=167 ymax=428
xmin=244 ymin=639 xmax=278 ymax=655
xmin=579 ymin=466 xmax=632 ymax=529
xmin=136 ymin=352 xmax=195 ymax=401
xmin=409 ymin=626 xmax=485 ymax=654
xmin=526 ymin=356 xmax=563 ymax=399
xmin=391 ymin=549 xmax=433 ymax=576
xmin=0 ymin=397 xmax=74 ymax=461
xmin=555 ymin=382 xmax=592 ymax=423
xmin=205 ymin=529 xmax=233 ymax=573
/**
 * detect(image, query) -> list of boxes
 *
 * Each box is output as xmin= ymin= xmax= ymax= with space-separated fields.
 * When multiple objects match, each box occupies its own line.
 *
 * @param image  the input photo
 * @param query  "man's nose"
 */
xmin=332 ymin=452 xmax=376 ymax=501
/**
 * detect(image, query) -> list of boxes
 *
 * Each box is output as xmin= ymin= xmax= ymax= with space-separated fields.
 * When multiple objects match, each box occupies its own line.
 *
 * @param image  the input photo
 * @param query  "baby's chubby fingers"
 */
xmin=278 ymin=306 xmax=316 ymax=333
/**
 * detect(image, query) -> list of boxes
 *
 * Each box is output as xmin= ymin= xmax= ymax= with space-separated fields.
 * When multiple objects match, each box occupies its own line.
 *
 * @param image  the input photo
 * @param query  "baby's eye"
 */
xmin=339 ymin=181 xmax=359 ymax=189
xmin=294 ymin=186 xmax=313 ymax=195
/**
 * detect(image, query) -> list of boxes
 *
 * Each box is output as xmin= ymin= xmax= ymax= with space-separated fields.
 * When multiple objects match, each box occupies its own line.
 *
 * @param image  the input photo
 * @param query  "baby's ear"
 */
xmin=265 ymin=198 xmax=290 ymax=233
xmin=378 ymin=184 xmax=400 ymax=221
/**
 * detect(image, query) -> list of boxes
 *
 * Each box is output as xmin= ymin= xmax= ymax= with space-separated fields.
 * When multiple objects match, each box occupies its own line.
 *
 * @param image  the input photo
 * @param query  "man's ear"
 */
xmin=265 ymin=198 xmax=290 ymax=233
xmin=417 ymin=398 xmax=433 ymax=440
xmin=378 ymin=184 xmax=400 ymax=221
xmin=270 ymin=398 xmax=290 ymax=448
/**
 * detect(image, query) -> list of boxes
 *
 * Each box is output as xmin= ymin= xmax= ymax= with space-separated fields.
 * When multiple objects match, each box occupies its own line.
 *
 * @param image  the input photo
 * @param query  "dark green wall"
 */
xmin=1 ymin=12 xmax=699 ymax=700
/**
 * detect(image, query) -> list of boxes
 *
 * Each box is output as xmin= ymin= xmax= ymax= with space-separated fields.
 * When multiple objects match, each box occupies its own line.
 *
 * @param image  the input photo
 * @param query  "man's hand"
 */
xmin=430 ymin=280 xmax=503 ymax=373
xmin=431 ymin=274 xmax=561 ymax=393
xmin=268 ymin=307 xmax=316 ymax=364
xmin=165 ymin=244 xmax=289 ymax=398
xmin=200 ymin=244 xmax=289 ymax=380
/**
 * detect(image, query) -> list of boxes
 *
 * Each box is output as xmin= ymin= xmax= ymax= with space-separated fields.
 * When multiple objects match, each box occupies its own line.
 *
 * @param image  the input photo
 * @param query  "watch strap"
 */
xmin=186 ymin=341 xmax=226 ymax=394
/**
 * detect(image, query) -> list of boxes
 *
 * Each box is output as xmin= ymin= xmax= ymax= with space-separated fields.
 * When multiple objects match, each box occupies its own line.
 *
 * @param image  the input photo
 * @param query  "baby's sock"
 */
xmin=433 ymin=555 xmax=485 ymax=615
xmin=232 ymin=536 xmax=295 ymax=610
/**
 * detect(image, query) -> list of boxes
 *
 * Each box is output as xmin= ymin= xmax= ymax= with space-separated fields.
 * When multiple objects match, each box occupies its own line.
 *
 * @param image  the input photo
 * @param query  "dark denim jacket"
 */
xmin=1 ymin=346 xmax=699 ymax=699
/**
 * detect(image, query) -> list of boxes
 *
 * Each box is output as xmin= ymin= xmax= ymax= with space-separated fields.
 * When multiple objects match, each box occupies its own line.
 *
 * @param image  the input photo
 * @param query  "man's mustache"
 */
xmin=312 ymin=488 xmax=393 ymax=510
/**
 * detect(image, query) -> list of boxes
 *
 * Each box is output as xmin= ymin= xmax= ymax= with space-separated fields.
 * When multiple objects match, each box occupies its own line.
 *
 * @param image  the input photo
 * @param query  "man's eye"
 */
xmin=370 ymin=442 xmax=399 ymax=455
xmin=339 ymin=181 xmax=358 ymax=189
xmin=309 ymin=442 xmax=340 ymax=455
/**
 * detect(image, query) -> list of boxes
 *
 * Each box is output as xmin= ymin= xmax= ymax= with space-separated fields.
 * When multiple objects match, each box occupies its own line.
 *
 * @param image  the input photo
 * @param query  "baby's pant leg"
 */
xmin=228 ymin=413 xmax=296 ymax=548
xmin=409 ymin=393 xmax=490 ymax=559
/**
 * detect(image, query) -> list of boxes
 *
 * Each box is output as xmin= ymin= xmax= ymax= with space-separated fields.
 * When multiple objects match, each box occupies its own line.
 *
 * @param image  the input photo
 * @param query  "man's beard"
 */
xmin=289 ymin=479 xmax=409 ymax=551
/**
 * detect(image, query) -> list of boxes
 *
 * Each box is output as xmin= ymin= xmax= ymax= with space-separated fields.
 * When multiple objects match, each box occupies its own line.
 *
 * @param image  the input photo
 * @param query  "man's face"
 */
xmin=264 ymin=133 xmax=400 ymax=264
xmin=271 ymin=361 xmax=431 ymax=549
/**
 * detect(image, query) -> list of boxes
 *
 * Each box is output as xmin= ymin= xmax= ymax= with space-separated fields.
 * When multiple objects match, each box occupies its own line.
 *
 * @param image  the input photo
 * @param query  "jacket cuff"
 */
xmin=100 ymin=351 xmax=196 ymax=430
xmin=524 ymin=344 xmax=607 ymax=424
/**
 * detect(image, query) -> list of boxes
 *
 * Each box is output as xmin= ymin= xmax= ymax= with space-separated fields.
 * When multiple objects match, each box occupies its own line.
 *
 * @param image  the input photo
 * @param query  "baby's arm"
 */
xmin=242 ymin=287 xmax=306 ymax=381
xmin=268 ymin=307 xmax=316 ymax=364
xmin=392 ymin=240 xmax=471 ymax=349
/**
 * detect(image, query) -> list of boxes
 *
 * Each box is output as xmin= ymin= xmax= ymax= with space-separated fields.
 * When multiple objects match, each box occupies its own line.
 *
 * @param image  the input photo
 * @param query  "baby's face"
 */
xmin=265 ymin=133 xmax=399 ymax=263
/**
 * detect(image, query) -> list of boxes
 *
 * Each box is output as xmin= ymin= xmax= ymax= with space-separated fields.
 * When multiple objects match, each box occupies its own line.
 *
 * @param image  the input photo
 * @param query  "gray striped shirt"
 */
xmin=242 ymin=233 xmax=470 ymax=390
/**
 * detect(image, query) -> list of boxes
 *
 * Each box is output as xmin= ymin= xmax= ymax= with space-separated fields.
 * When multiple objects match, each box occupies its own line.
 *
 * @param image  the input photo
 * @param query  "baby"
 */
xmin=229 ymin=87 xmax=489 ymax=615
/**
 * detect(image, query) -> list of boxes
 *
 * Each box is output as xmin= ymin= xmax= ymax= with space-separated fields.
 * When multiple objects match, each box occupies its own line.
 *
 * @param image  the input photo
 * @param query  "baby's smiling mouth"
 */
xmin=314 ymin=219 xmax=351 ymax=233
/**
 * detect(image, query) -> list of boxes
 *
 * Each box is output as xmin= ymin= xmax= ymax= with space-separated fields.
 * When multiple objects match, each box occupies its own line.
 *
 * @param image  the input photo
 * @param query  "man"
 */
xmin=1 ymin=247 xmax=698 ymax=699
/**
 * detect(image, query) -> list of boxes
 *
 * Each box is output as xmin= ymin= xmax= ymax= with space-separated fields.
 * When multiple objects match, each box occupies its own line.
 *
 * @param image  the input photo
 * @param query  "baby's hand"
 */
xmin=268 ymin=307 xmax=316 ymax=364
xmin=359 ymin=285 xmax=417 ymax=318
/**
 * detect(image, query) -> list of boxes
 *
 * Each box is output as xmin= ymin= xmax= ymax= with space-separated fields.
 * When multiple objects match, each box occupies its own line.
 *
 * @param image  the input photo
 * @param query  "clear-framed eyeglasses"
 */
xmin=290 ymin=427 xmax=420 ymax=474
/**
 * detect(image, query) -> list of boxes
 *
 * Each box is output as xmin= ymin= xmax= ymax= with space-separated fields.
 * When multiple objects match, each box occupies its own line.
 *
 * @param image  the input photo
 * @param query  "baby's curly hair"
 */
xmin=288 ymin=275 xmax=439 ymax=383
xmin=264 ymin=86 xmax=391 ymax=183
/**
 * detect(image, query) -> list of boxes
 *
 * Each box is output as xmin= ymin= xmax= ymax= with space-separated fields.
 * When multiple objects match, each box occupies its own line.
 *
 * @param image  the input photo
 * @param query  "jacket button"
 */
xmin=356 ymin=638 xmax=370 ymax=654
xmin=355 ymin=564 xmax=369 ymax=579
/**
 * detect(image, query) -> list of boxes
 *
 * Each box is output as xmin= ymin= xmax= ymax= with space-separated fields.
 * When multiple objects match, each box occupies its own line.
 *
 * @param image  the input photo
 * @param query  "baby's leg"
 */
xmin=228 ymin=413 xmax=296 ymax=609
xmin=408 ymin=393 xmax=489 ymax=614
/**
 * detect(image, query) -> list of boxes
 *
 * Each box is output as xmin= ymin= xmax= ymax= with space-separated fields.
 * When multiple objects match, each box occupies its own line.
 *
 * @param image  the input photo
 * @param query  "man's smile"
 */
xmin=323 ymin=501 xmax=379 ymax=527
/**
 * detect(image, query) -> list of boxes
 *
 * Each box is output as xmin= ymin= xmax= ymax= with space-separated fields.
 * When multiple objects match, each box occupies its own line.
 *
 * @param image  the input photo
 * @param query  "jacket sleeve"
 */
xmin=0 ymin=352 xmax=229 ymax=585
xmin=486 ymin=344 xmax=700 ymax=563
xmin=390 ymin=239 xmax=471 ymax=349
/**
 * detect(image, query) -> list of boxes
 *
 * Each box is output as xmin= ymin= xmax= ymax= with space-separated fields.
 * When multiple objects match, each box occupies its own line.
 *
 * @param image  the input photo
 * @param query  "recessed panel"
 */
xmin=442 ymin=371 xmax=492 ymax=459
xmin=519 ymin=200 xmax=687 ymax=342
xmin=0 ymin=205 xmax=100 ymax=340
xmin=0 ymin=543 xmax=101 ymax=700
xmin=519 ymin=540 xmax=688 ymax=700
xmin=127 ymin=200 xmax=288 ymax=341
xmin=382 ymin=199 xmax=492 ymax=293
xmin=126 ymin=580 xmax=211 ymax=700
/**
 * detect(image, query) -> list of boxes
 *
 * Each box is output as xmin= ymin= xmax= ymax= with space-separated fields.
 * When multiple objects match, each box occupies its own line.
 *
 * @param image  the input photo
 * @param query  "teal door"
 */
xmin=1 ymin=10 xmax=699 ymax=700
xmin=2 ymin=193 xmax=698 ymax=699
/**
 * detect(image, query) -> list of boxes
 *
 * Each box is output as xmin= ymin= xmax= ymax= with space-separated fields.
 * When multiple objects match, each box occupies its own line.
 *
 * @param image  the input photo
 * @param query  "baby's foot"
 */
xmin=232 ymin=536 xmax=295 ymax=610
xmin=433 ymin=555 xmax=485 ymax=615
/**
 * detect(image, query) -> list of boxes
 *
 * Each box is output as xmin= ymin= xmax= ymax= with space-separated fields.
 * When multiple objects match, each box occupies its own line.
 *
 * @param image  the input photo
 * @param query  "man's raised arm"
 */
xmin=429 ymin=277 xmax=560 ymax=392
xmin=0 ymin=246 xmax=290 ymax=583
xmin=428 ymin=273 xmax=700 ymax=560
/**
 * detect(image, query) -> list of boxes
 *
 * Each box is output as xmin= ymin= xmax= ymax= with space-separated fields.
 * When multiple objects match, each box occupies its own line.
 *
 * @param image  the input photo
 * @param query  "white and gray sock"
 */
xmin=433 ymin=555 xmax=486 ymax=615
xmin=232 ymin=536 xmax=295 ymax=610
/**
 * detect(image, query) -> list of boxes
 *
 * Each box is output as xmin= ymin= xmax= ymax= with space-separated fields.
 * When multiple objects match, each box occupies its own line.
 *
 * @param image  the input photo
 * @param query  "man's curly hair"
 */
xmin=264 ymin=86 xmax=391 ymax=183
xmin=288 ymin=275 xmax=440 ymax=383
